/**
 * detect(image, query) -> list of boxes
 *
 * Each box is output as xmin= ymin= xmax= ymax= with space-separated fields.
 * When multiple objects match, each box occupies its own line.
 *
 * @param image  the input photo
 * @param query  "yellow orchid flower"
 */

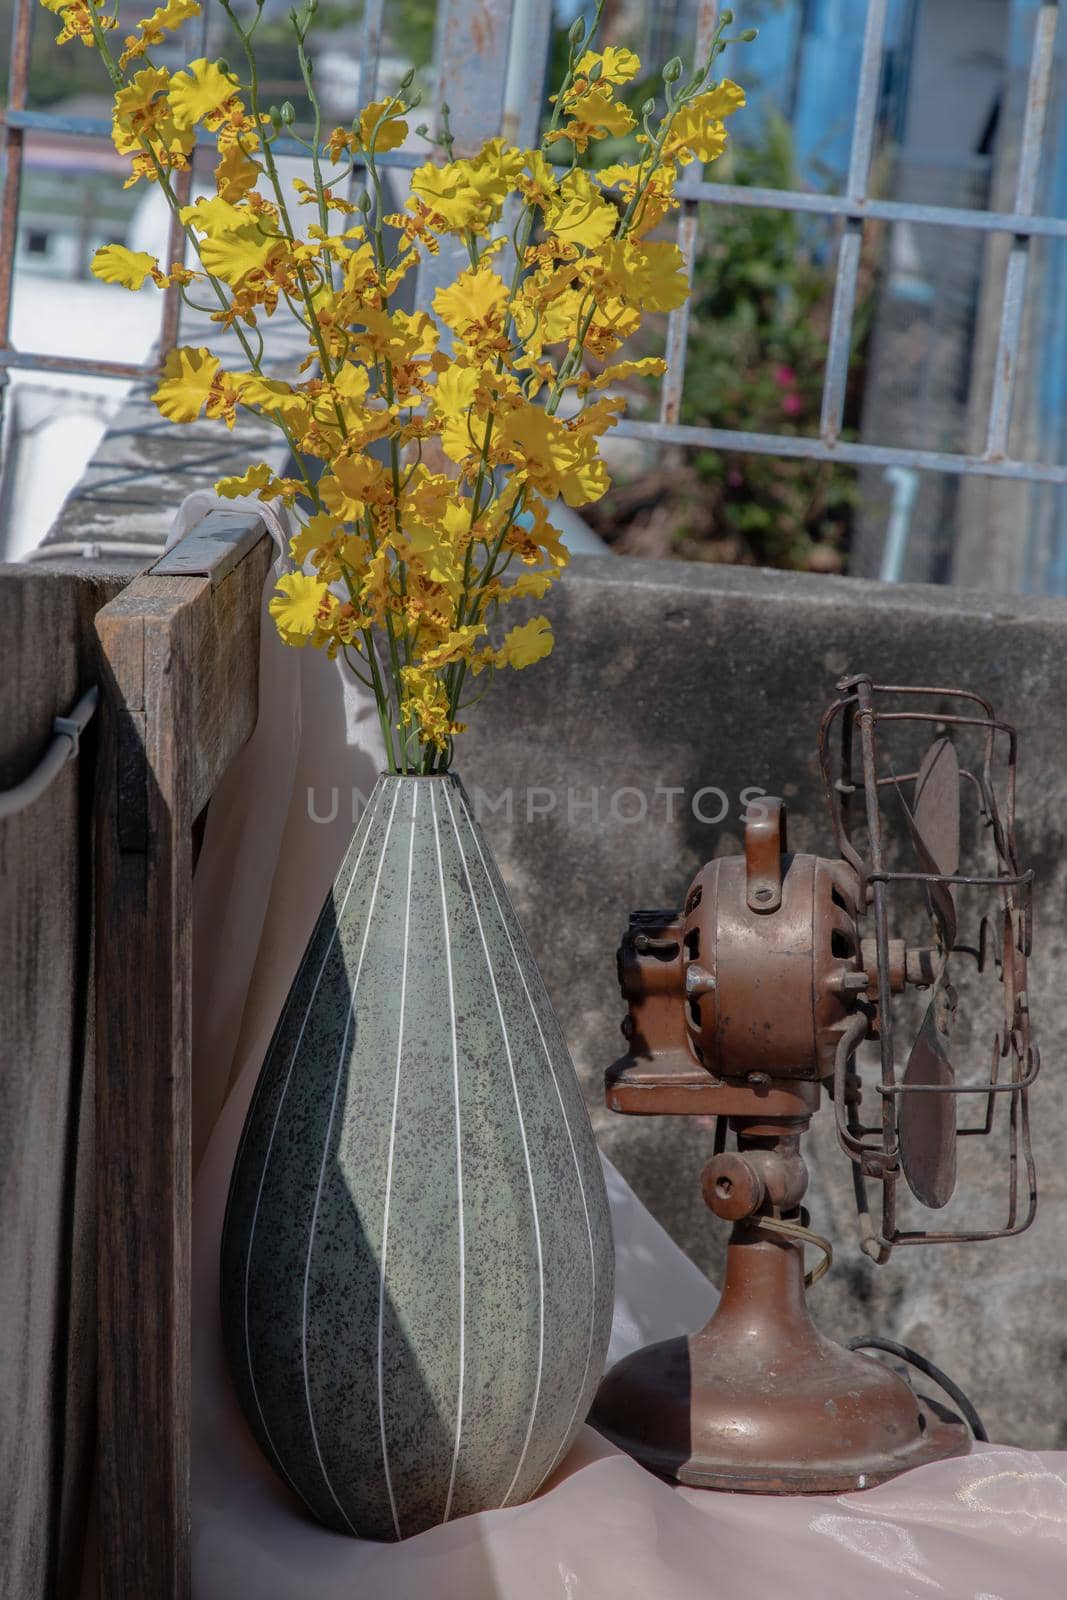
xmin=112 ymin=65 xmax=170 ymax=137
xmin=214 ymin=144 xmax=261 ymax=203
xmin=432 ymin=364 xmax=481 ymax=463
xmin=432 ymin=267 xmax=508 ymax=336
xmin=546 ymin=84 xmax=636 ymax=153
xmin=408 ymin=160 xmax=484 ymax=233
xmin=289 ymin=511 xmax=344 ymax=565
xmin=167 ymin=58 xmax=242 ymax=131
xmin=588 ymin=238 xmax=690 ymax=312
xmin=574 ymin=46 xmax=641 ymax=86
xmin=268 ymin=572 xmax=330 ymax=647
xmin=91 ymin=243 xmax=158 ymax=290
xmin=41 ymin=0 xmax=115 ymax=48
xmin=518 ymin=149 xmax=559 ymax=210
xmin=119 ymin=0 xmax=200 ymax=69
xmin=658 ymin=81 xmax=746 ymax=166
xmin=152 ymin=346 xmax=221 ymax=423
xmin=354 ymin=98 xmax=408 ymax=153
xmin=544 ymin=169 xmax=617 ymax=251
xmin=498 ymin=405 xmax=610 ymax=507
xmin=198 ymin=222 xmax=281 ymax=288
xmin=62 ymin=1 xmax=752 ymax=764
xmin=214 ymin=463 xmax=275 ymax=499
xmin=320 ymin=454 xmax=390 ymax=520
xmin=496 ymin=617 xmax=554 ymax=669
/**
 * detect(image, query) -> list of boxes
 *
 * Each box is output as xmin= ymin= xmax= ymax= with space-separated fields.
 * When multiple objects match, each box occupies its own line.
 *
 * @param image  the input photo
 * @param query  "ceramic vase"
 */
xmin=220 ymin=772 xmax=614 ymax=1540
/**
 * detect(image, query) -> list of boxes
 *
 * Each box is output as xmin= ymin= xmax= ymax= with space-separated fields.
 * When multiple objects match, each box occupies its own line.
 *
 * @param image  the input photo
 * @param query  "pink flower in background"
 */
xmin=773 ymin=364 xmax=797 ymax=389
xmin=781 ymin=391 xmax=803 ymax=416
xmin=727 ymin=467 xmax=744 ymax=488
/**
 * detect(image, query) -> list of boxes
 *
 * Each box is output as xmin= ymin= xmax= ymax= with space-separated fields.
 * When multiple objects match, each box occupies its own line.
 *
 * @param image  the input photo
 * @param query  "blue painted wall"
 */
xmin=1013 ymin=0 xmax=1067 ymax=593
xmin=736 ymin=0 xmax=914 ymax=187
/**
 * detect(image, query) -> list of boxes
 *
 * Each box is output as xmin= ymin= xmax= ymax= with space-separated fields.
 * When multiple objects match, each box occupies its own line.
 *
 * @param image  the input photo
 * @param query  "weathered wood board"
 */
xmin=93 ymin=527 xmax=269 ymax=1599
xmin=0 ymin=563 xmax=126 ymax=1600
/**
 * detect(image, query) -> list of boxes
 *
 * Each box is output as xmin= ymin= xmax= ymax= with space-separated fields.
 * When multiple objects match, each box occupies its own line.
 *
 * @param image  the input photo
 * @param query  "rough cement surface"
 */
xmin=461 ymin=553 xmax=1067 ymax=1450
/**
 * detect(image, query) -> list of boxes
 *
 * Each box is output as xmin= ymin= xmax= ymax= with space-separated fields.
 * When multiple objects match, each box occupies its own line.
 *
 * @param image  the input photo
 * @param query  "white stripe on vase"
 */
xmin=241 ymin=786 xmax=385 ymax=1513
xmin=456 ymin=791 xmax=599 ymax=1483
xmin=442 ymin=783 xmax=545 ymax=1510
xmin=299 ymin=780 xmax=402 ymax=1535
xmin=431 ymin=785 xmax=466 ymax=1525
xmin=375 ymin=782 xmax=418 ymax=1542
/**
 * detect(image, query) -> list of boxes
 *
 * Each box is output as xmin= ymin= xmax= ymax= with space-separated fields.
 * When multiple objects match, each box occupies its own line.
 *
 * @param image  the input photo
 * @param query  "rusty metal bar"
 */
xmin=818 ymin=0 xmax=888 ymax=444
xmin=0 ymin=350 xmax=146 ymax=379
xmin=984 ymin=2 xmax=1058 ymax=461
xmin=660 ymin=178 xmax=1067 ymax=241
xmin=432 ymin=0 xmax=515 ymax=152
xmin=0 ymin=109 xmax=424 ymax=169
xmin=659 ymin=197 xmax=698 ymax=426
xmin=357 ymin=0 xmax=386 ymax=106
xmin=502 ymin=0 xmax=553 ymax=148
xmin=0 ymin=0 xmax=33 ymax=373
xmin=659 ymin=0 xmax=720 ymax=426
xmin=157 ymin=6 xmax=211 ymax=362
xmin=615 ymin=415 xmax=1067 ymax=485
xmin=160 ymin=166 xmax=192 ymax=360
xmin=415 ymin=0 xmax=518 ymax=313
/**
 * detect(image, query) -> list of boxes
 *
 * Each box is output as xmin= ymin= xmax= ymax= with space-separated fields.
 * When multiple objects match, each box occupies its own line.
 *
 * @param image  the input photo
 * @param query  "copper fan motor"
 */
xmin=592 ymin=674 xmax=1038 ymax=1493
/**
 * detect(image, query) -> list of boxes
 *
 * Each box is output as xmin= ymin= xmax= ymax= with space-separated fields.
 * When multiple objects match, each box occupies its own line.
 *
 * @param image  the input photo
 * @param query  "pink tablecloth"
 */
xmin=194 ymin=1112 xmax=1067 ymax=1600
xmin=183 ymin=498 xmax=1067 ymax=1598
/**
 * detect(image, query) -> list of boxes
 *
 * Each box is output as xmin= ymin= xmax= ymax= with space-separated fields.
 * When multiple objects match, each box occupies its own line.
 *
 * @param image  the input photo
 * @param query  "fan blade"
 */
xmin=895 ymin=785 xmax=958 ymax=953
xmin=913 ymin=737 xmax=961 ymax=878
xmin=913 ymin=737 xmax=960 ymax=952
xmin=899 ymin=982 xmax=958 ymax=1209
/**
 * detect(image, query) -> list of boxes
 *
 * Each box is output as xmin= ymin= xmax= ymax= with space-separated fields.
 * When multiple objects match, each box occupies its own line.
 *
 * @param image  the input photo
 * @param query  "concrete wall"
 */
xmin=462 ymin=553 xmax=1067 ymax=1449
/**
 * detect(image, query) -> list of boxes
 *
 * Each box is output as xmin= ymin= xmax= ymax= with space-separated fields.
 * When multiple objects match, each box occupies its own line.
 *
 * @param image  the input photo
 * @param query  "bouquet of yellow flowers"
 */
xmin=42 ymin=0 xmax=751 ymax=771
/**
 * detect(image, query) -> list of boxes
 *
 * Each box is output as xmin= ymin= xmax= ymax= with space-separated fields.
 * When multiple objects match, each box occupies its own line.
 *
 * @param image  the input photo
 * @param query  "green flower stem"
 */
xmin=363 ymin=269 xmax=419 ymax=760
xmin=221 ymin=2 xmax=415 ymax=763
xmin=218 ymin=2 xmax=344 ymax=412
xmin=241 ymin=412 xmax=400 ymax=770
xmin=361 ymin=129 xmax=417 ymax=654
xmin=293 ymin=21 xmax=336 ymax=291
xmin=439 ymin=1 xmax=613 ymax=728
xmin=86 ymin=23 xmax=268 ymax=383
xmin=442 ymin=480 xmax=527 ymax=729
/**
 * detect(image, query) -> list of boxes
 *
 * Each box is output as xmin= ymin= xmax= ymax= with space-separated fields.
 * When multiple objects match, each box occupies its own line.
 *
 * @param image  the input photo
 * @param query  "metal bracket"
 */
xmin=53 ymin=709 xmax=88 ymax=759
xmin=745 ymin=796 xmax=787 ymax=913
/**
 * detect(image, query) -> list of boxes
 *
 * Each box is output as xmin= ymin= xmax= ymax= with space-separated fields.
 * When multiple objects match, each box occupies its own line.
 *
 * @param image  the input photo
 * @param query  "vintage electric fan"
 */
xmin=592 ymin=673 xmax=1038 ymax=1492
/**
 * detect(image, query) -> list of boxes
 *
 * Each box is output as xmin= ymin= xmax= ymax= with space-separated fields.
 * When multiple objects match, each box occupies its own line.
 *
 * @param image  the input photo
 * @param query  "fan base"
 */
xmin=592 ymin=1226 xmax=970 ymax=1495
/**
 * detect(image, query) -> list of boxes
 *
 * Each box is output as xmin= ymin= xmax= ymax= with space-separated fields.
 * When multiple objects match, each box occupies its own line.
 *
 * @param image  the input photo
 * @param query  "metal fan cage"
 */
xmin=818 ymin=672 xmax=1038 ymax=1257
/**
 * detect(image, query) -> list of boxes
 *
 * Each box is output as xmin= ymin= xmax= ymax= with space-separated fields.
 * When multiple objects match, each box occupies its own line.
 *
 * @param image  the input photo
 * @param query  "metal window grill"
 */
xmin=0 ymin=0 xmax=399 ymax=386
xmin=2 ymin=0 xmax=1066 ymax=505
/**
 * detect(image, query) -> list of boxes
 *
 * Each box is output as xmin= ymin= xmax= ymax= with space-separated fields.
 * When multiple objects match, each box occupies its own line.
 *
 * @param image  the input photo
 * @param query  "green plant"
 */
xmin=682 ymin=114 xmax=865 ymax=568
xmin=588 ymin=114 xmax=873 ymax=571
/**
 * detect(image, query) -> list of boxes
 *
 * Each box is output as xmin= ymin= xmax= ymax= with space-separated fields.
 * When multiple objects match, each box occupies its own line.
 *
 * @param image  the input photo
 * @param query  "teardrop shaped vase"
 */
xmin=220 ymin=773 xmax=614 ymax=1540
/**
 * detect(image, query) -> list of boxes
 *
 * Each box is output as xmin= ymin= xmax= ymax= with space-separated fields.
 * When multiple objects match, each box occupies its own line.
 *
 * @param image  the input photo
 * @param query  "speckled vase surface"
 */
xmin=220 ymin=772 xmax=614 ymax=1541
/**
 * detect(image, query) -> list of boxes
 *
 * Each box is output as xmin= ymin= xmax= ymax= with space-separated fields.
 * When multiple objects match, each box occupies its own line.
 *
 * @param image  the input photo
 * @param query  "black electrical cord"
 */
xmin=847 ymin=1338 xmax=989 ymax=1442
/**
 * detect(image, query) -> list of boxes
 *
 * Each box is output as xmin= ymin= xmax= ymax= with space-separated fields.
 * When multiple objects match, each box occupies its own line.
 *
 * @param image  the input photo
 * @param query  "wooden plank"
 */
xmin=93 ymin=535 xmax=267 ymax=1599
xmin=183 ymin=536 xmax=271 ymax=814
xmin=0 ymin=564 xmax=126 ymax=1600
xmin=95 ymin=529 xmax=269 ymax=821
